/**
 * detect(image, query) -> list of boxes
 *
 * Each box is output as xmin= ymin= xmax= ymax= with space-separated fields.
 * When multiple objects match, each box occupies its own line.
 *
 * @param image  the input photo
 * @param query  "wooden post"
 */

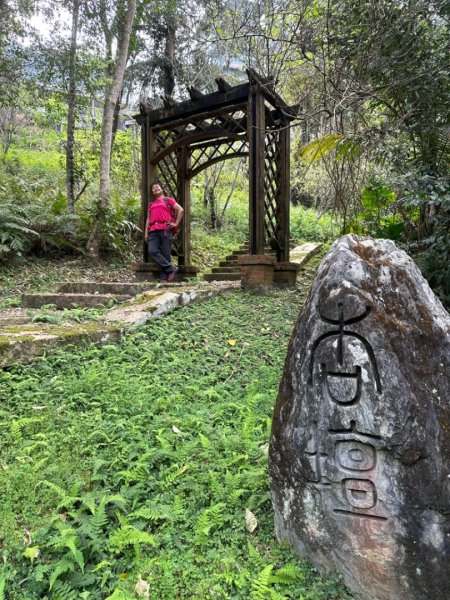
xmin=142 ymin=120 xmax=157 ymax=262
xmin=177 ymin=146 xmax=191 ymax=266
xmin=248 ymin=91 xmax=266 ymax=255
xmin=278 ymin=122 xmax=291 ymax=262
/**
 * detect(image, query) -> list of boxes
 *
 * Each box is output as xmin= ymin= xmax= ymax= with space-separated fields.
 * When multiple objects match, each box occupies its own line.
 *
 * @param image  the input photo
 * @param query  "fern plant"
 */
xmin=0 ymin=201 xmax=39 ymax=258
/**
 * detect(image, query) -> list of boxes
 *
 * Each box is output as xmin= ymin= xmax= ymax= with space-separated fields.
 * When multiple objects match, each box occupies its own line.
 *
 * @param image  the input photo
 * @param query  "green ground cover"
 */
xmin=0 ymin=255 xmax=351 ymax=599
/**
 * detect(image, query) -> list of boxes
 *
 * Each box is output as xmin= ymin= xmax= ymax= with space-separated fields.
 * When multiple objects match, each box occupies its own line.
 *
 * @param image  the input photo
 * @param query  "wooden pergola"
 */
xmin=134 ymin=69 xmax=297 ymax=273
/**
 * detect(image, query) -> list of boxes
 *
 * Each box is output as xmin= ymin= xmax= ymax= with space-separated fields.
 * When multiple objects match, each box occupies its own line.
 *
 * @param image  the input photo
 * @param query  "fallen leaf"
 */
xmin=245 ymin=508 xmax=258 ymax=533
xmin=119 ymin=572 xmax=127 ymax=581
xmin=228 ymin=339 xmax=237 ymax=346
xmin=135 ymin=578 xmax=150 ymax=598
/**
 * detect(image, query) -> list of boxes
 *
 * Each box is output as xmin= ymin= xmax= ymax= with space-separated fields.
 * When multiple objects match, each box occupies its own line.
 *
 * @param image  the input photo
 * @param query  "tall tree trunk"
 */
xmin=163 ymin=22 xmax=175 ymax=96
xmin=111 ymin=86 xmax=123 ymax=148
xmin=86 ymin=0 xmax=137 ymax=258
xmin=66 ymin=0 xmax=80 ymax=213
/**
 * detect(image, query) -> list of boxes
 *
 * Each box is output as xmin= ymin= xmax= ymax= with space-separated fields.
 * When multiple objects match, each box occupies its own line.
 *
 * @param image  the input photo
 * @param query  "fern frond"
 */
xmin=108 ymin=525 xmax=157 ymax=552
xmin=251 ymin=564 xmax=274 ymax=599
xmin=198 ymin=432 xmax=212 ymax=448
xmin=208 ymin=470 xmax=225 ymax=499
xmin=159 ymin=464 xmax=189 ymax=489
xmin=50 ymin=579 xmax=79 ymax=600
xmin=270 ymin=563 xmax=304 ymax=584
xmin=89 ymin=496 xmax=109 ymax=539
xmin=195 ymin=502 xmax=227 ymax=544
xmin=49 ymin=557 xmax=75 ymax=590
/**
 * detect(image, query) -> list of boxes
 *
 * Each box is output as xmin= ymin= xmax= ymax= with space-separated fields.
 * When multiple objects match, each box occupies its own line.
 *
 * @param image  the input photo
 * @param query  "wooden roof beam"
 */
xmin=161 ymin=95 xmax=178 ymax=109
xmin=215 ymin=77 xmax=232 ymax=93
xmin=246 ymin=68 xmax=289 ymax=111
xmin=187 ymin=86 xmax=204 ymax=101
xmin=136 ymin=83 xmax=250 ymax=127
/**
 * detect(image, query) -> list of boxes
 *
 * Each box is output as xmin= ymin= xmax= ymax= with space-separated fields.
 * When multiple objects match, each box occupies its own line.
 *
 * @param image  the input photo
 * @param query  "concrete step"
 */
xmin=203 ymin=273 xmax=241 ymax=282
xmin=57 ymin=281 xmax=156 ymax=295
xmin=22 ymin=293 xmax=131 ymax=310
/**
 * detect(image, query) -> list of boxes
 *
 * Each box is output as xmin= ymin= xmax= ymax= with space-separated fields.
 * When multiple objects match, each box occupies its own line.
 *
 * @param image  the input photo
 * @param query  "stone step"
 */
xmin=231 ymin=248 xmax=275 ymax=257
xmin=290 ymin=243 xmax=323 ymax=267
xmin=57 ymin=281 xmax=156 ymax=295
xmin=219 ymin=259 xmax=238 ymax=267
xmin=211 ymin=266 xmax=240 ymax=274
xmin=203 ymin=273 xmax=241 ymax=282
xmin=22 ymin=293 xmax=131 ymax=310
xmin=0 ymin=323 xmax=121 ymax=368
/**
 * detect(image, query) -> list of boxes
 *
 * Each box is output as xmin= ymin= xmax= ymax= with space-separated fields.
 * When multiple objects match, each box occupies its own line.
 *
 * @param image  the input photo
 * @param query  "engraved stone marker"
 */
xmin=269 ymin=235 xmax=450 ymax=600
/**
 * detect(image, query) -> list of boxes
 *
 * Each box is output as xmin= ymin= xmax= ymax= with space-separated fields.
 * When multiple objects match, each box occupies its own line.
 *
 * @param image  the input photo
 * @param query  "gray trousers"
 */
xmin=148 ymin=230 xmax=173 ymax=276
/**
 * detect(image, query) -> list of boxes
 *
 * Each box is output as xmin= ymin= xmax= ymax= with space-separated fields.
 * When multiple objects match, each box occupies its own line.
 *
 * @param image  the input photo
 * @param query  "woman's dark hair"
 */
xmin=150 ymin=180 xmax=166 ymax=196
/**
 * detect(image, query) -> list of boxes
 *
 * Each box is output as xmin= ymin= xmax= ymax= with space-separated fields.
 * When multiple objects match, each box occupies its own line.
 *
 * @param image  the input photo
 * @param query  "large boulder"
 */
xmin=269 ymin=235 xmax=450 ymax=600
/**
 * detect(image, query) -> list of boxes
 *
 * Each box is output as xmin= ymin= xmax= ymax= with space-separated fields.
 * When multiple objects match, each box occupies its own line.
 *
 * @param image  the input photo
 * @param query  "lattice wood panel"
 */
xmin=264 ymin=130 xmax=282 ymax=243
xmin=157 ymin=151 xmax=178 ymax=199
xmin=190 ymin=138 xmax=248 ymax=177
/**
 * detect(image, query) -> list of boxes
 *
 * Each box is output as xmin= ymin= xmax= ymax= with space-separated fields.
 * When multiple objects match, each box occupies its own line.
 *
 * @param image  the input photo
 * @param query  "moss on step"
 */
xmin=119 ymin=292 xmax=164 ymax=308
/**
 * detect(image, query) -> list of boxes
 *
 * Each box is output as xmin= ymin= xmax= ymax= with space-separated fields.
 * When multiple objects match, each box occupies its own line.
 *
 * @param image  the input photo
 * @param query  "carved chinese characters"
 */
xmin=269 ymin=235 xmax=450 ymax=600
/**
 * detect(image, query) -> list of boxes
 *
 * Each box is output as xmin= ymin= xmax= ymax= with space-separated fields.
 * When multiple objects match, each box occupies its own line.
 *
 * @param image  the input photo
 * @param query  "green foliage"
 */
xmin=345 ymin=179 xmax=406 ymax=239
xmin=290 ymin=206 xmax=340 ymax=243
xmin=0 ymin=256 xmax=351 ymax=598
xmin=406 ymin=175 xmax=450 ymax=307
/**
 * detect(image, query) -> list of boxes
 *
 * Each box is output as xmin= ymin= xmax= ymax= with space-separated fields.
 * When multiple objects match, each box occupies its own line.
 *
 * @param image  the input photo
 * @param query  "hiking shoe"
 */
xmin=167 ymin=266 xmax=179 ymax=282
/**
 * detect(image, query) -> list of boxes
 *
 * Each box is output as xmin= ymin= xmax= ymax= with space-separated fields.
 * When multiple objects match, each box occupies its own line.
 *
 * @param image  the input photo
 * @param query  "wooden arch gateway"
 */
xmin=134 ymin=69 xmax=297 ymax=277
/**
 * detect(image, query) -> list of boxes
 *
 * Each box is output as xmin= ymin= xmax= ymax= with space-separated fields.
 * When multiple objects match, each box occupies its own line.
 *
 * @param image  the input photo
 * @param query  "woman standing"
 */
xmin=144 ymin=181 xmax=184 ymax=282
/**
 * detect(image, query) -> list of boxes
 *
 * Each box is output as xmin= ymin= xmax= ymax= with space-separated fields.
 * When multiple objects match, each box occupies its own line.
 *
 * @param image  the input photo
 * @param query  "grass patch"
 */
xmin=0 ymin=253 xmax=351 ymax=599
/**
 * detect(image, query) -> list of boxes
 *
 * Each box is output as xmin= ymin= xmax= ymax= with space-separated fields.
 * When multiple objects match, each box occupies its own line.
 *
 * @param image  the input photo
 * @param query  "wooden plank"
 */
xmin=248 ymin=91 xmax=266 ymax=255
xmin=143 ymin=123 xmax=157 ymax=262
